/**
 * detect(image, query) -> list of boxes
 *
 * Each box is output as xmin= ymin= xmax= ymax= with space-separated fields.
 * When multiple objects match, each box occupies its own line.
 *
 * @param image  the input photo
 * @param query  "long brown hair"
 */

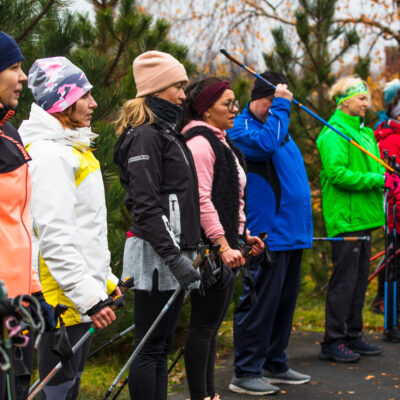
xmin=52 ymin=103 xmax=84 ymax=130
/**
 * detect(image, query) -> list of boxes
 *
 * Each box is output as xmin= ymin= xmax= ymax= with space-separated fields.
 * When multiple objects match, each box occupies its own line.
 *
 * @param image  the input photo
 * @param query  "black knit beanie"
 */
xmin=251 ymin=71 xmax=288 ymax=101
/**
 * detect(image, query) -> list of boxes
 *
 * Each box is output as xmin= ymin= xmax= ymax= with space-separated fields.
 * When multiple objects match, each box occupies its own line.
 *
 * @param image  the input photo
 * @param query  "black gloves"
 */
xmin=32 ymin=291 xmax=57 ymax=331
xmin=86 ymin=297 xmax=114 ymax=316
xmin=165 ymin=254 xmax=200 ymax=290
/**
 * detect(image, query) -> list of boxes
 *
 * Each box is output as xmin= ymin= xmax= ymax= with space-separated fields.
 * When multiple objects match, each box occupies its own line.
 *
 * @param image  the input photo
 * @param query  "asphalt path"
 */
xmin=168 ymin=331 xmax=400 ymax=399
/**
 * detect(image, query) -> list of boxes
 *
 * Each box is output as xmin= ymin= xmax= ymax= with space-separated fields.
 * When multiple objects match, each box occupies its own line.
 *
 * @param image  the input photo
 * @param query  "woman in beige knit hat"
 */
xmin=114 ymin=51 xmax=201 ymax=400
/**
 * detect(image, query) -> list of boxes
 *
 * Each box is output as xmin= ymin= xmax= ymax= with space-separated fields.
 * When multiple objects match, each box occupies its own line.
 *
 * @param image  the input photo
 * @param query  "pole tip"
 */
xmin=220 ymin=49 xmax=229 ymax=57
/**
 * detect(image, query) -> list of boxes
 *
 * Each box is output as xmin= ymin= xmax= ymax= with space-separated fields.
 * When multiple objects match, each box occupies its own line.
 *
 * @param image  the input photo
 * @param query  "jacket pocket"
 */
xmin=169 ymin=194 xmax=181 ymax=244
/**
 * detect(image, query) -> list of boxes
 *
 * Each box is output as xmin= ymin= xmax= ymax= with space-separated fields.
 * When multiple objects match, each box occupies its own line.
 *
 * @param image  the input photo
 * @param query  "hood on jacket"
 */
xmin=374 ymin=119 xmax=400 ymax=143
xmin=19 ymin=103 xmax=97 ymax=150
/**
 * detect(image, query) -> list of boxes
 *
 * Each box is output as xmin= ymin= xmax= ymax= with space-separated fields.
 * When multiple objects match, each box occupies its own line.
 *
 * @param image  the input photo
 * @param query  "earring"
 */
xmin=205 ymin=113 xmax=210 ymax=118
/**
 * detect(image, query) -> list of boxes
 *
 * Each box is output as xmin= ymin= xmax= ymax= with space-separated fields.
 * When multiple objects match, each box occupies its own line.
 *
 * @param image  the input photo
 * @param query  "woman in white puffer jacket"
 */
xmin=19 ymin=56 xmax=120 ymax=400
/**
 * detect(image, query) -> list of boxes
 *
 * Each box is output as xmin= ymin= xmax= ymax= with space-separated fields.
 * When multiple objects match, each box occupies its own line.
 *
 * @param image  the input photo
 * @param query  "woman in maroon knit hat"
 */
xmin=179 ymin=77 xmax=265 ymax=400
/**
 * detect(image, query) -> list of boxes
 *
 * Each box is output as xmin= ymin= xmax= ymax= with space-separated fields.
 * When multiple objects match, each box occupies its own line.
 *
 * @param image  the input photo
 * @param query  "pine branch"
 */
xmin=16 ymin=0 xmax=57 ymax=42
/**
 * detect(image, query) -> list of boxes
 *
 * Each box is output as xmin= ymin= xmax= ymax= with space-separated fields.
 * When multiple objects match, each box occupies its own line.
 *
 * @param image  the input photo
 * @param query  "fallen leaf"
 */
xmin=365 ymin=375 xmax=375 ymax=380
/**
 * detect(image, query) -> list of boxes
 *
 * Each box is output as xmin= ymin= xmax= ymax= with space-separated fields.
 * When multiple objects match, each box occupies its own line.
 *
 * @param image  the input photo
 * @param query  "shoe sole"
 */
xmin=229 ymin=383 xmax=279 ymax=396
xmin=351 ymin=349 xmax=383 ymax=356
xmin=319 ymin=353 xmax=360 ymax=363
xmin=266 ymin=377 xmax=310 ymax=385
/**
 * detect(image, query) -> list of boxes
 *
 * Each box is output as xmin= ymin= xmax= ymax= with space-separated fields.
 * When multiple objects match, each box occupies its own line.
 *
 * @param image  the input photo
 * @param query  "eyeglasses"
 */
xmin=216 ymin=100 xmax=239 ymax=112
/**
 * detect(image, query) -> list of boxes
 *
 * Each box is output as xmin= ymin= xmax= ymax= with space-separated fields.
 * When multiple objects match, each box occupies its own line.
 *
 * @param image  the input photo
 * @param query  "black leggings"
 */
xmin=184 ymin=269 xmax=236 ymax=400
xmin=128 ymin=288 xmax=184 ymax=400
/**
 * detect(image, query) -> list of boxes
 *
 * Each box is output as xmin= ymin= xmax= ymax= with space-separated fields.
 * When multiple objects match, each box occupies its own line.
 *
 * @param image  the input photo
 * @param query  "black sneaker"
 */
xmin=319 ymin=341 xmax=360 ymax=363
xmin=346 ymin=336 xmax=383 ymax=356
xmin=383 ymin=326 xmax=400 ymax=343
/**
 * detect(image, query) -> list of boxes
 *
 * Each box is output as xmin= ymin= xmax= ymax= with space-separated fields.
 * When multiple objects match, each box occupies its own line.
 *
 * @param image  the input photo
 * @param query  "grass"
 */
xmin=30 ymin=269 xmax=386 ymax=398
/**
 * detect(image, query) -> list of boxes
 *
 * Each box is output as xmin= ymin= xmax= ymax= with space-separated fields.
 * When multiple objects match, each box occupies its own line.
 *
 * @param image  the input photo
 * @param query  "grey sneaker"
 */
xmin=263 ymin=368 xmax=311 ymax=385
xmin=229 ymin=375 xmax=280 ymax=395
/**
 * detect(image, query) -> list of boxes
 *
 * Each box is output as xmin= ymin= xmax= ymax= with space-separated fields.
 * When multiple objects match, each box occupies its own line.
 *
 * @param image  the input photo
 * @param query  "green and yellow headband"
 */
xmin=335 ymin=82 xmax=368 ymax=105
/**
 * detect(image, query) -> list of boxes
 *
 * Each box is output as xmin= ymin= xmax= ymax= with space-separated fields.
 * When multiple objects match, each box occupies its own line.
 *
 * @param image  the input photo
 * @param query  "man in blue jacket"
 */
xmin=228 ymin=71 xmax=313 ymax=396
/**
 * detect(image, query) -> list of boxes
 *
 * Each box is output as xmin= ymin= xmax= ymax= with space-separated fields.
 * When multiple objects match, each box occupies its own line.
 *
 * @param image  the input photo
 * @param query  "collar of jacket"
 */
xmin=333 ymin=108 xmax=365 ymax=131
xmin=0 ymin=103 xmax=15 ymax=128
xmin=245 ymin=102 xmax=265 ymax=124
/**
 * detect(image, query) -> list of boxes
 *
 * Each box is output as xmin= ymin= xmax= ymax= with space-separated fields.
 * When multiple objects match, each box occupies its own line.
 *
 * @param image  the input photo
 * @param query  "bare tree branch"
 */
xmin=244 ymin=0 xmax=295 ymax=25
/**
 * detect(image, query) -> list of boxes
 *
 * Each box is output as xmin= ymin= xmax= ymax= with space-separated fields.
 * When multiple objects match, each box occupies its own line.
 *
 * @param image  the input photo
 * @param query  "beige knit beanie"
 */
xmin=133 ymin=51 xmax=188 ymax=97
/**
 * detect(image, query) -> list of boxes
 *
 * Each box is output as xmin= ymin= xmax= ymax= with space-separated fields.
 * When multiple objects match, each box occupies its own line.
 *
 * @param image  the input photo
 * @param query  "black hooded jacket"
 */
xmin=114 ymin=118 xmax=201 ymax=260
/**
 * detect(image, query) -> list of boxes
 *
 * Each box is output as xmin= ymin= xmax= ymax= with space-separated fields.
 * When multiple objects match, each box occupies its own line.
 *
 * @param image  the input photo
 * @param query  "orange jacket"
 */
xmin=0 ymin=107 xmax=41 ymax=297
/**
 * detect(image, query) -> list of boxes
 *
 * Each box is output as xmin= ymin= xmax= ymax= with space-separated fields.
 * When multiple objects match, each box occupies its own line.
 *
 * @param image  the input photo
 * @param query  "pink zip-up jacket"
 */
xmin=182 ymin=120 xmax=247 ymax=242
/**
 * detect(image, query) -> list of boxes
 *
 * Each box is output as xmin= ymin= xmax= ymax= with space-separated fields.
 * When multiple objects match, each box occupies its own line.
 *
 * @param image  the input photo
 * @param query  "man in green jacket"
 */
xmin=317 ymin=76 xmax=396 ymax=362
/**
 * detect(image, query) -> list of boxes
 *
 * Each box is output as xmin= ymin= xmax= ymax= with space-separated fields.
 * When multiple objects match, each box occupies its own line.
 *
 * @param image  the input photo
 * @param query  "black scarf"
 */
xmin=145 ymin=96 xmax=182 ymax=126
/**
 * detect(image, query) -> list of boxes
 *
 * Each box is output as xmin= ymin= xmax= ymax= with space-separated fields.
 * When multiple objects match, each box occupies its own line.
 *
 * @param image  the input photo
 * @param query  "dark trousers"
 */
xmin=128 ymin=288 xmax=184 ymax=400
xmin=323 ymin=230 xmax=371 ymax=344
xmin=0 ymin=332 xmax=34 ymax=400
xmin=38 ymin=323 xmax=92 ymax=400
xmin=234 ymin=250 xmax=302 ymax=377
xmin=184 ymin=268 xmax=236 ymax=400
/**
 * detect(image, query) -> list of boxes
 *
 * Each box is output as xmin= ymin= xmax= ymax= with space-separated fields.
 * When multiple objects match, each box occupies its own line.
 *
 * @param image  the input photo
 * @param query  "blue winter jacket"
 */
xmin=227 ymin=98 xmax=313 ymax=251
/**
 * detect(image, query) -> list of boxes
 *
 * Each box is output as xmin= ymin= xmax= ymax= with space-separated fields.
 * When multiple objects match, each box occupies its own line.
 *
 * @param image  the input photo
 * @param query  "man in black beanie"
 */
xmin=227 ymin=72 xmax=313 ymax=395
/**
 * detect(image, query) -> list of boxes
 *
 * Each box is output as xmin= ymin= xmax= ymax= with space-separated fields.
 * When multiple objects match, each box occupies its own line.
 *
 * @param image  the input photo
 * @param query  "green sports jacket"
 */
xmin=316 ymin=108 xmax=385 ymax=237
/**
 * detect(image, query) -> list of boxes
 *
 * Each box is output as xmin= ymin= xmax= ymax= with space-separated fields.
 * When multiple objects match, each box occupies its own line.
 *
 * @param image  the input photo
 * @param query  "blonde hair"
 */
xmin=329 ymin=76 xmax=370 ymax=105
xmin=115 ymin=97 xmax=155 ymax=137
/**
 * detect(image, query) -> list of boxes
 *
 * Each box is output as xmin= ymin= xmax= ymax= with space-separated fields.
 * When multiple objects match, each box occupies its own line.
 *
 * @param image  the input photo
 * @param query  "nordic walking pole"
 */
xmin=108 ymin=246 xmax=218 ymax=400
xmin=102 ymin=288 xmax=182 ymax=400
xmin=368 ymin=248 xmax=400 ymax=283
xmin=87 ymin=323 xmax=135 ymax=359
xmin=384 ymin=184 xmax=390 ymax=332
xmin=87 ymin=278 xmax=135 ymax=359
xmin=393 ymin=160 xmax=398 ymax=328
xmin=28 ymin=326 xmax=96 ymax=400
xmin=29 ymin=290 xmax=126 ymax=399
xmin=371 ymin=249 xmax=386 ymax=262
xmin=394 ymin=195 xmax=397 ymax=328
xmin=313 ymin=236 xmax=370 ymax=242
xmin=219 ymin=49 xmax=397 ymax=174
